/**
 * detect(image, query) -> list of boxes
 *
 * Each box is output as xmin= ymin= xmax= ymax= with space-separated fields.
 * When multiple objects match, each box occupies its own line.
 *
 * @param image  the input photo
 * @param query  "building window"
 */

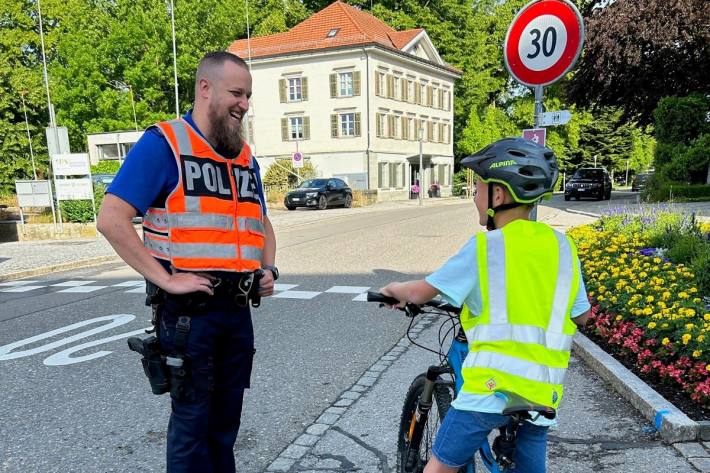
xmin=332 ymin=112 xmax=360 ymax=138
xmin=327 ymin=28 xmax=340 ymax=38
xmin=378 ymin=162 xmax=388 ymax=188
xmin=288 ymin=78 xmax=302 ymax=102
xmin=340 ymin=113 xmax=355 ymax=136
xmin=375 ymin=72 xmax=386 ymax=97
xmin=339 ymin=72 xmax=353 ymax=97
xmin=290 ymin=117 xmax=304 ymax=139
xmin=393 ymin=77 xmax=400 ymax=100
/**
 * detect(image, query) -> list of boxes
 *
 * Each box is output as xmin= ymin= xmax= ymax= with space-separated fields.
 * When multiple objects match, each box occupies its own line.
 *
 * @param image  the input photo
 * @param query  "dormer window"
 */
xmin=327 ymin=28 xmax=340 ymax=38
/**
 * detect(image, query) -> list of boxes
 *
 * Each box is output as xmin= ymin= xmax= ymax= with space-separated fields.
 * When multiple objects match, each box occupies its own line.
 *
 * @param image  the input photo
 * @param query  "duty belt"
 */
xmin=163 ymin=270 xmax=263 ymax=311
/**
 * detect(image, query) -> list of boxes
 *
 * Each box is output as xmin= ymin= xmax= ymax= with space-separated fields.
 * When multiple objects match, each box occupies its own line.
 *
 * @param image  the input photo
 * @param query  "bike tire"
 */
xmin=396 ymin=374 xmax=457 ymax=473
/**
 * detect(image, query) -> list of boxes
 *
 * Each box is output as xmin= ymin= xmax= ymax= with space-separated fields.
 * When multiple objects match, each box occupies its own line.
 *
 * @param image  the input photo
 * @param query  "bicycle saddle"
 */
xmin=495 ymin=390 xmax=556 ymax=420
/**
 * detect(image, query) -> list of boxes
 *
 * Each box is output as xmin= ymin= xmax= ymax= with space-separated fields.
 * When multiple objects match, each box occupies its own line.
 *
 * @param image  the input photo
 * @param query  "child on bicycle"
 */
xmin=380 ymin=138 xmax=591 ymax=473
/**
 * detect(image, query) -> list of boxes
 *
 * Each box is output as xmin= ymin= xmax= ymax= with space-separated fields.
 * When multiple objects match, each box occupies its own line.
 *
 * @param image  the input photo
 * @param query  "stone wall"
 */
xmin=0 ymin=222 xmax=98 ymax=242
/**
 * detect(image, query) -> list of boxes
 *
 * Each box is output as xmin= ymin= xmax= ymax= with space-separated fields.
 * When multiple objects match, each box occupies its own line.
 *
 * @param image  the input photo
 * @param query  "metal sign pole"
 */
xmin=530 ymin=85 xmax=544 ymax=222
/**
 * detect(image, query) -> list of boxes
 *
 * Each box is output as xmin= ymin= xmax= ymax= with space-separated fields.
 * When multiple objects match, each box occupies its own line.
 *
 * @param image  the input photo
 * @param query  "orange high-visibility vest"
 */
xmin=142 ymin=118 xmax=265 ymax=272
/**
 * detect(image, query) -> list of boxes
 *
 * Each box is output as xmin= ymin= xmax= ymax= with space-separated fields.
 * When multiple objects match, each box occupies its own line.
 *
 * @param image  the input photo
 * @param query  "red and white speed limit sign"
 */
xmin=504 ymin=0 xmax=584 ymax=87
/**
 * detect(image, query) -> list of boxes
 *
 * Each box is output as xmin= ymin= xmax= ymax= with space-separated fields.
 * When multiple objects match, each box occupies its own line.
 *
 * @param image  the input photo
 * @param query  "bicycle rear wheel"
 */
xmin=397 ymin=374 xmax=455 ymax=473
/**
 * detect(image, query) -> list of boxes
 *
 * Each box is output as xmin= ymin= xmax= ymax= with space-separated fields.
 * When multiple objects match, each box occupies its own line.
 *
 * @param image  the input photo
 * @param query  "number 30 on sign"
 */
xmin=504 ymin=0 xmax=584 ymax=87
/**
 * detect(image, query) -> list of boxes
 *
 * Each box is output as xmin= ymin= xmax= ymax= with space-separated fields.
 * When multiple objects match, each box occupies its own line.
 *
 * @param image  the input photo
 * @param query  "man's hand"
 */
xmin=259 ymin=269 xmax=275 ymax=297
xmin=163 ymin=269 xmax=216 ymax=295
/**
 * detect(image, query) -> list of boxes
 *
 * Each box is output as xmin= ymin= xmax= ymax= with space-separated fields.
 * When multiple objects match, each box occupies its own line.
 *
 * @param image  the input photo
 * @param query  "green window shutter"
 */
xmin=401 ymin=78 xmax=407 ymax=102
xmin=279 ymin=79 xmax=287 ymax=103
xmin=330 ymin=74 xmax=338 ymax=98
xmin=401 ymin=116 xmax=407 ymax=140
xmin=303 ymin=116 xmax=310 ymax=140
xmin=376 ymin=113 xmax=382 ymax=137
xmin=387 ymin=75 xmax=393 ymax=99
xmin=331 ymin=114 xmax=338 ymax=138
xmin=438 ymin=89 xmax=444 ymax=109
xmin=427 ymin=86 xmax=433 ymax=107
xmin=414 ymin=83 xmax=421 ymax=105
xmin=281 ymin=118 xmax=288 ymax=141
xmin=375 ymin=72 xmax=381 ymax=96
xmin=353 ymin=71 xmax=361 ymax=96
xmin=302 ymin=77 xmax=308 ymax=101
xmin=447 ymin=91 xmax=452 ymax=111
xmin=354 ymin=112 xmax=361 ymax=137
xmin=428 ymin=121 xmax=434 ymax=141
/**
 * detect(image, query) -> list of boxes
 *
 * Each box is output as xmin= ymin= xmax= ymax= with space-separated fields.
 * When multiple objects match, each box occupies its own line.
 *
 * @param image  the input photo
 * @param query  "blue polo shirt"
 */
xmin=107 ymin=111 xmax=266 ymax=215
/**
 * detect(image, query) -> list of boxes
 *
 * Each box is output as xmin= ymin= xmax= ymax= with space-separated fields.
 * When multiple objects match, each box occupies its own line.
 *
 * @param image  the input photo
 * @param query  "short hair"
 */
xmin=195 ymin=51 xmax=249 ymax=90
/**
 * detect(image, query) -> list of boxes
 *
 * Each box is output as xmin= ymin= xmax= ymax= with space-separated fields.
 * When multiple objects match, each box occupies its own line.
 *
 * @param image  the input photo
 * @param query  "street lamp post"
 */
xmin=168 ymin=0 xmax=179 ymax=118
xmin=418 ymin=126 xmax=424 ymax=206
xmin=20 ymin=93 xmax=38 ymax=180
xmin=625 ymin=159 xmax=630 ymax=187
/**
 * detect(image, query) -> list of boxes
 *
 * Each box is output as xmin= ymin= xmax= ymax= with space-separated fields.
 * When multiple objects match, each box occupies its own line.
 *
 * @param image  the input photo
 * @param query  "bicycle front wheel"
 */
xmin=397 ymin=374 xmax=454 ymax=473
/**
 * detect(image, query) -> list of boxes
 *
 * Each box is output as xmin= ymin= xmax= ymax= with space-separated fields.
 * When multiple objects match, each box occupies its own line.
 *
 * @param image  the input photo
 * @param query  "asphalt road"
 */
xmin=0 ymin=194 xmax=699 ymax=472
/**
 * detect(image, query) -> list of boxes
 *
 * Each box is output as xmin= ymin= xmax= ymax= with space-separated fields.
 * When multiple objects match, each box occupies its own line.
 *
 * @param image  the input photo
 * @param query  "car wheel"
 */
xmin=564 ymin=195 xmax=570 ymax=201
xmin=286 ymin=205 xmax=296 ymax=211
xmin=344 ymin=194 xmax=353 ymax=208
xmin=317 ymin=195 xmax=328 ymax=210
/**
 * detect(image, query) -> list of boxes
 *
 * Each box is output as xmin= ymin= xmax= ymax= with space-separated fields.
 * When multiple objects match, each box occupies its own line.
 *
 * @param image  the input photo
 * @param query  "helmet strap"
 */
xmin=486 ymin=183 xmax=524 ymax=231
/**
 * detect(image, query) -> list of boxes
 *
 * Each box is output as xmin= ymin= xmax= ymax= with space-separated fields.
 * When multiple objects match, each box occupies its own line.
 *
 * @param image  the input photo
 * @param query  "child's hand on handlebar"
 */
xmin=379 ymin=283 xmax=407 ymax=308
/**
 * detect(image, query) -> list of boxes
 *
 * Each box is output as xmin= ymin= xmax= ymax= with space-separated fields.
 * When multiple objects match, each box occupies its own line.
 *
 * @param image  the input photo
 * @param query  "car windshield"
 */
xmin=298 ymin=179 xmax=328 ymax=188
xmin=573 ymin=169 xmax=604 ymax=180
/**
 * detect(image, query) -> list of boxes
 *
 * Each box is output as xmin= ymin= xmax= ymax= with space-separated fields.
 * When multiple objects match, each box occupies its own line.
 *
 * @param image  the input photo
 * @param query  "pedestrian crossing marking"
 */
xmin=325 ymin=286 xmax=369 ymax=294
xmin=274 ymin=284 xmax=299 ymax=291
xmin=0 ymin=280 xmax=40 ymax=287
xmin=0 ymin=285 xmax=46 ymax=293
xmin=351 ymin=293 xmax=369 ymax=302
xmin=273 ymin=290 xmax=321 ymax=300
xmin=124 ymin=282 xmax=147 ymax=293
xmin=57 ymin=286 xmax=108 ymax=293
xmin=111 ymin=281 xmax=144 ymax=287
xmin=51 ymin=280 xmax=96 ymax=287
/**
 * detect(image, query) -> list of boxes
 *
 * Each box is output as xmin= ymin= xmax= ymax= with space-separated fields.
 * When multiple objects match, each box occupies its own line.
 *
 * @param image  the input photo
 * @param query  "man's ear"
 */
xmin=197 ymin=77 xmax=210 ymax=99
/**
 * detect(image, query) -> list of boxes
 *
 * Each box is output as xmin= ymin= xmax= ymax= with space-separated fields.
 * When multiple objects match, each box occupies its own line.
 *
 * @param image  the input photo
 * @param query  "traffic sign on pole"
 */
xmin=540 ymin=110 xmax=572 ymax=126
xmin=292 ymin=151 xmax=303 ymax=169
xmin=504 ymin=0 xmax=584 ymax=87
xmin=522 ymin=128 xmax=547 ymax=147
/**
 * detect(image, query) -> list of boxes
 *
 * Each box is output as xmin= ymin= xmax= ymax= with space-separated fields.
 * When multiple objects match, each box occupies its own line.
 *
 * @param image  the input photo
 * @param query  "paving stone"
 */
xmin=350 ymin=385 xmax=367 ymax=393
xmin=365 ymin=370 xmax=381 ymax=378
xmin=316 ymin=412 xmax=340 ymax=425
xmin=306 ymin=423 xmax=329 ymax=436
xmin=281 ymin=444 xmax=310 ymax=460
xmin=358 ymin=376 xmax=377 ymax=387
xmin=294 ymin=433 xmax=319 ymax=447
xmin=334 ymin=398 xmax=354 ymax=407
xmin=673 ymin=442 xmax=709 ymax=458
xmin=325 ymin=406 xmax=346 ymax=415
xmin=381 ymin=355 xmax=397 ymax=361
xmin=267 ymin=457 xmax=296 ymax=472
xmin=689 ymin=457 xmax=710 ymax=472
xmin=369 ymin=363 xmax=387 ymax=372
xmin=341 ymin=390 xmax=362 ymax=400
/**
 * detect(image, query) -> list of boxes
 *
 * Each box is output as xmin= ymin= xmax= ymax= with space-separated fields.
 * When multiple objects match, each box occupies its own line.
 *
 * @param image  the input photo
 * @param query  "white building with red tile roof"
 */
xmin=229 ymin=1 xmax=461 ymax=199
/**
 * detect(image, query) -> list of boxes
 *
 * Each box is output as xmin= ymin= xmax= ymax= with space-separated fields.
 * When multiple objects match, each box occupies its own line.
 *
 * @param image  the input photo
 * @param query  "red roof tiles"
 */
xmin=228 ymin=2 xmax=425 ymax=61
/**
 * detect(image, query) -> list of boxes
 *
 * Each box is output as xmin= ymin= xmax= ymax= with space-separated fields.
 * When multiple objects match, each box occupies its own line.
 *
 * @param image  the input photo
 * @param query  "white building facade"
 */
xmin=230 ymin=2 xmax=461 ymax=200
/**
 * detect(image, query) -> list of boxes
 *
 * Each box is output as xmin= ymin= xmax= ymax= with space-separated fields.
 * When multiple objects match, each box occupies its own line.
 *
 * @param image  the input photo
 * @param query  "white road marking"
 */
xmin=325 ymin=286 xmax=370 ymax=294
xmin=0 ymin=280 xmax=40 ymax=287
xmin=111 ymin=281 xmax=144 ymax=287
xmin=51 ymin=280 xmax=96 ymax=287
xmin=0 ymin=286 xmax=45 ymax=293
xmin=273 ymin=290 xmax=321 ymax=300
xmin=352 ymin=293 xmax=369 ymax=302
xmin=57 ymin=286 xmax=108 ymax=293
xmin=274 ymin=284 xmax=299 ymax=291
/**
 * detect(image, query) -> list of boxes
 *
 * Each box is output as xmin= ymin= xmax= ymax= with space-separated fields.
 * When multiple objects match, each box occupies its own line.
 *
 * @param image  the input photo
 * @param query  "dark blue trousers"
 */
xmin=159 ymin=300 xmax=254 ymax=473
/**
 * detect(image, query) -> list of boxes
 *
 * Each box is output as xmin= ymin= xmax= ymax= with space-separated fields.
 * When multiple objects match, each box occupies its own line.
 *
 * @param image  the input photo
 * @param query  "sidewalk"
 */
xmin=264 ymin=316 xmax=702 ymax=473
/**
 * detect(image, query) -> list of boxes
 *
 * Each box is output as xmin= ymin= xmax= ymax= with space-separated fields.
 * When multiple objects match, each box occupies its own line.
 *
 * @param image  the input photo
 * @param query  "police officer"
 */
xmin=98 ymin=51 xmax=277 ymax=473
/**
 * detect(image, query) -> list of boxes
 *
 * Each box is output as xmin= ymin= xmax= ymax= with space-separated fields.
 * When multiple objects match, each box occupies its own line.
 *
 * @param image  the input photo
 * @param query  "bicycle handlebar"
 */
xmin=366 ymin=291 xmax=461 ymax=314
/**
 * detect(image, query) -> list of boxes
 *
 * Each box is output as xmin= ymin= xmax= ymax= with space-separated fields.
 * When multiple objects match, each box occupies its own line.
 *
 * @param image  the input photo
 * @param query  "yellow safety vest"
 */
xmin=459 ymin=220 xmax=579 ymax=409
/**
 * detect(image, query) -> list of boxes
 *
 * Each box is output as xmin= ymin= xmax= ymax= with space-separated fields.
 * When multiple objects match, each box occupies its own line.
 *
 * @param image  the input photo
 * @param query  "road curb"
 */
xmin=572 ymin=332 xmax=701 ymax=443
xmin=0 ymin=256 xmax=121 ymax=282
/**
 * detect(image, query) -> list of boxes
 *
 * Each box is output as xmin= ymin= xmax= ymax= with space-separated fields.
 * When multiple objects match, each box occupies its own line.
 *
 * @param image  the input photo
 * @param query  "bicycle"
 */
xmin=366 ymin=291 xmax=556 ymax=473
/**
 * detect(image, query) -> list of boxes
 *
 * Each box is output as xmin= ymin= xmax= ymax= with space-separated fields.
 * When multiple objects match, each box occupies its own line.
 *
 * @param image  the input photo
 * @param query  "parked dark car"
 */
xmin=564 ymin=168 xmax=612 ymax=201
xmin=632 ymin=172 xmax=653 ymax=192
xmin=284 ymin=178 xmax=353 ymax=210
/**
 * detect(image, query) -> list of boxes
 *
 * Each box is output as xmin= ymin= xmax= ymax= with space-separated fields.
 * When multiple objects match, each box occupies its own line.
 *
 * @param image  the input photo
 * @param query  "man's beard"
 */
xmin=208 ymin=103 xmax=243 ymax=157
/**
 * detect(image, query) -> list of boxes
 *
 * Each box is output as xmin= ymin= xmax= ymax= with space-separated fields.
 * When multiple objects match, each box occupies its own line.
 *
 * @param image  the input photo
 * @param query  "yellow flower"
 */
xmin=686 ymin=323 xmax=696 ymax=330
xmin=690 ymin=287 xmax=698 ymax=293
xmin=704 ymin=314 xmax=710 ymax=321
xmin=706 ymin=364 xmax=710 ymax=372
xmin=693 ymin=350 xmax=703 ymax=358
xmin=682 ymin=334 xmax=692 ymax=345
xmin=615 ymin=315 xmax=622 ymax=321
xmin=662 ymin=338 xmax=670 ymax=346
xmin=699 ymin=335 xmax=706 ymax=342
xmin=678 ymin=292 xmax=689 ymax=299
xmin=662 ymin=291 xmax=671 ymax=301
xmin=647 ymin=322 xmax=657 ymax=329
xmin=645 ymin=295 xmax=654 ymax=303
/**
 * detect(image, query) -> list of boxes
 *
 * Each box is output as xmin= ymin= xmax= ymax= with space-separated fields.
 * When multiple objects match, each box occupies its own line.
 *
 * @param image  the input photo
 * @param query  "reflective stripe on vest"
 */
xmin=142 ymin=118 xmax=265 ymax=272
xmin=459 ymin=221 xmax=579 ymax=408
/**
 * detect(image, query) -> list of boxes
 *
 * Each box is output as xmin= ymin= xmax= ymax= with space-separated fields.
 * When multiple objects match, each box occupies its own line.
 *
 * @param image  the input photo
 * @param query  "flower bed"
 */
xmin=568 ymin=207 xmax=710 ymax=418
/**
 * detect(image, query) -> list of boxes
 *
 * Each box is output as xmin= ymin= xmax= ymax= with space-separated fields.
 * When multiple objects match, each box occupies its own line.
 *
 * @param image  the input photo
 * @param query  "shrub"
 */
xmin=60 ymin=184 xmax=106 ymax=223
xmin=91 ymin=160 xmax=121 ymax=175
xmin=263 ymin=160 xmax=316 ymax=188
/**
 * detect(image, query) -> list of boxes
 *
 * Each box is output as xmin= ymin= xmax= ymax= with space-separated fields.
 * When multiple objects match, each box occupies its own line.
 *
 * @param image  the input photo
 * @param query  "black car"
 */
xmin=564 ymin=168 xmax=612 ymax=201
xmin=92 ymin=173 xmax=116 ymax=187
xmin=632 ymin=172 xmax=653 ymax=192
xmin=284 ymin=178 xmax=353 ymax=210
